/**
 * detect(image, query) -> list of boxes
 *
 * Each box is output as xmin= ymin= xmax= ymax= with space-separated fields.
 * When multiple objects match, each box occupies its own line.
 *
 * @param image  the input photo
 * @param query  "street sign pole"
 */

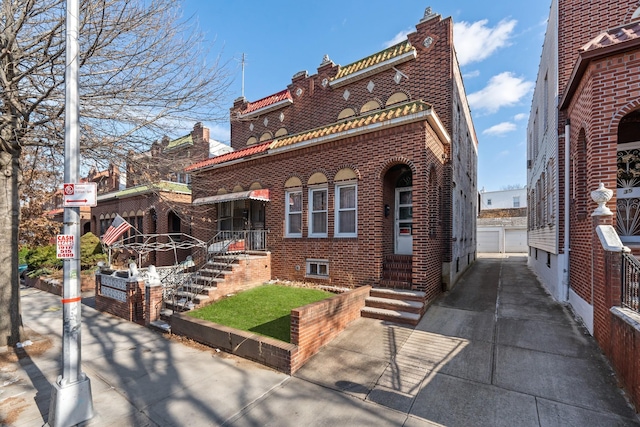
xmin=47 ymin=0 xmax=94 ymax=425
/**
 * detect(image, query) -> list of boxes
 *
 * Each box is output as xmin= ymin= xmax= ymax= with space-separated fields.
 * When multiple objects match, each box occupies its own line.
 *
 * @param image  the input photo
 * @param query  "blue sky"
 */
xmin=180 ymin=1 xmax=552 ymax=192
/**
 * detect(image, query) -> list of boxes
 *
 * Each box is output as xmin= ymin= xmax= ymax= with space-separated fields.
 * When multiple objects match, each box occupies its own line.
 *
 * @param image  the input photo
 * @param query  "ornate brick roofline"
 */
xmin=190 ymin=100 xmax=450 ymax=173
xmin=329 ymin=41 xmax=417 ymax=88
xmin=236 ymin=89 xmax=293 ymax=118
xmin=560 ymin=20 xmax=640 ymax=109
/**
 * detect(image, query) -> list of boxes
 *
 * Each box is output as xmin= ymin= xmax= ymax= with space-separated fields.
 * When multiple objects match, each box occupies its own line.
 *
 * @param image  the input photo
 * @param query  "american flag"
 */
xmin=102 ymin=214 xmax=131 ymax=246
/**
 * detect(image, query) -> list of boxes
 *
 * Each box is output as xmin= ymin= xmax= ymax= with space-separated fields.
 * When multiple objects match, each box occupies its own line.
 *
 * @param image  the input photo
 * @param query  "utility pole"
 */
xmin=47 ymin=0 xmax=94 ymax=424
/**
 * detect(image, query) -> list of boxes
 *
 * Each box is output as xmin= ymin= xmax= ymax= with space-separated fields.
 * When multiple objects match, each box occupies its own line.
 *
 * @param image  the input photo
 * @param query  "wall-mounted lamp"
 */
xmin=384 ymin=204 xmax=390 ymax=217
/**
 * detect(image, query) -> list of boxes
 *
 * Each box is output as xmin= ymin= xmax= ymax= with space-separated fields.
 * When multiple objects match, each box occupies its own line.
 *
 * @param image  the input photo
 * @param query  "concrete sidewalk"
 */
xmin=2 ymin=255 xmax=639 ymax=426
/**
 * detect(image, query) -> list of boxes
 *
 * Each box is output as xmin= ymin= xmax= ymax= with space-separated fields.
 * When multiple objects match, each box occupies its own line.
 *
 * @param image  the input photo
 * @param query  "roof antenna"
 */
xmin=241 ymin=53 xmax=246 ymax=98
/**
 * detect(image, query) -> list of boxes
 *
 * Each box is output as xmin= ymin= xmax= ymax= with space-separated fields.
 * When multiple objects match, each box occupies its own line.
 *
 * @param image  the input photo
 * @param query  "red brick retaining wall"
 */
xmin=609 ymin=308 xmax=640 ymax=411
xmin=171 ymin=285 xmax=370 ymax=374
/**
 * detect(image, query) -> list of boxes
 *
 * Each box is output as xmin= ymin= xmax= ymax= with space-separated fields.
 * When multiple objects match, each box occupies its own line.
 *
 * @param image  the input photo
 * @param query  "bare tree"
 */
xmin=0 ymin=0 xmax=232 ymax=346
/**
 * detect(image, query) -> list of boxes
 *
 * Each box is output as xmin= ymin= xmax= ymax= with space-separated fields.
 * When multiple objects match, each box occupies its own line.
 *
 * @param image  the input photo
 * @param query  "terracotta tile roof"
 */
xmin=240 ymin=89 xmax=293 ymax=115
xmin=581 ymin=21 xmax=640 ymax=52
xmin=186 ymin=141 xmax=270 ymax=171
xmin=332 ymin=41 xmax=416 ymax=81
xmin=270 ymin=101 xmax=431 ymax=150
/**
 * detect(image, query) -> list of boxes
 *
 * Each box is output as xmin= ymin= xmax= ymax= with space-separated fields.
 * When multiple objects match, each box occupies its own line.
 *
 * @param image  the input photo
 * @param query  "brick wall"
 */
xmin=290 ymin=286 xmax=370 ymax=372
xmin=609 ymin=308 xmax=640 ymax=411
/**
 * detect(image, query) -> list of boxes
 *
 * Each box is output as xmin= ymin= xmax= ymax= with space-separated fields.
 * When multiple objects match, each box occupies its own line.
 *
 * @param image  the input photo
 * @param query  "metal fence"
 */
xmin=621 ymin=252 xmax=640 ymax=312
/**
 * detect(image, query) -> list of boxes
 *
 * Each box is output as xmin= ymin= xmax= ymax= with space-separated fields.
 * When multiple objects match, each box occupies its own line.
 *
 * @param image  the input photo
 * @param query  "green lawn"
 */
xmin=186 ymin=284 xmax=333 ymax=342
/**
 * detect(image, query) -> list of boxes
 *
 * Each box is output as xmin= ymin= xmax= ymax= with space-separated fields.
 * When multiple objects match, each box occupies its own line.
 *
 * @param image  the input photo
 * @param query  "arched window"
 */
xmin=259 ymin=132 xmax=273 ymax=142
xmin=385 ymin=92 xmax=409 ymax=107
xmin=337 ymin=108 xmax=356 ymax=120
xmin=274 ymin=128 xmax=288 ymax=137
xmin=246 ymin=136 xmax=258 ymax=145
xmin=360 ymin=100 xmax=381 ymax=114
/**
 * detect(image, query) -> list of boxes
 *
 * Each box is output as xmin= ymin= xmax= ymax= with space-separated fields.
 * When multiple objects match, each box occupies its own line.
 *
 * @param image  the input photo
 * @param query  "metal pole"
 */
xmin=47 ymin=0 xmax=94 ymax=424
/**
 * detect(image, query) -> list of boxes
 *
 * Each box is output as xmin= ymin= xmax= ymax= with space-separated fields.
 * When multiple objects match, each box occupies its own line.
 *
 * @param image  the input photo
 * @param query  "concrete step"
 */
xmin=173 ymin=291 xmax=210 ymax=304
xmin=206 ymin=261 xmax=237 ymax=271
xmin=149 ymin=320 xmax=171 ymax=333
xmin=370 ymin=288 xmax=426 ymax=302
xmin=379 ymin=280 xmax=413 ymax=289
xmin=194 ymin=276 xmax=225 ymax=286
xmin=180 ymin=284 xmax=216 ymax=294
xmin=361 ymin=306 xmax=421 ymax=326
xmin=365 ymin=296 xmax=423 ymax=314
xmin=199 ymin=267 xmax=231 ymax=277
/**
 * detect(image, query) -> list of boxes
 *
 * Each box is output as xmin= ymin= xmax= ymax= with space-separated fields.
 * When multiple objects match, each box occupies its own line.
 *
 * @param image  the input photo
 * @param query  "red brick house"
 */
xmin=91 ymin=123 xmax=231 ymax=266
xmin=187 ymin=8 xmax=478 ymax=300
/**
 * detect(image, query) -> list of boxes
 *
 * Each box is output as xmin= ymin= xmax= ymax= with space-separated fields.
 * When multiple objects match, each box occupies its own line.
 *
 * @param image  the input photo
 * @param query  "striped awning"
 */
xmin=192 ymin=189 xmax=270 ymax=206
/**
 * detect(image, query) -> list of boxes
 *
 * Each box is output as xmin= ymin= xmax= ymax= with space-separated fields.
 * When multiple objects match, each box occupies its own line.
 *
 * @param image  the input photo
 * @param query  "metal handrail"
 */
xmin=160 ymin=230 xmax=269 ymax=312
xmin=621 ymin=252 xmax=640 ymax=312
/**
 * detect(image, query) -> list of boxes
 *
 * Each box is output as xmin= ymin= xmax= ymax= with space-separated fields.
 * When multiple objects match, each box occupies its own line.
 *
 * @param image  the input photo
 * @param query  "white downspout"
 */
xmin=563 ymin=118 xmax=571 ymax=301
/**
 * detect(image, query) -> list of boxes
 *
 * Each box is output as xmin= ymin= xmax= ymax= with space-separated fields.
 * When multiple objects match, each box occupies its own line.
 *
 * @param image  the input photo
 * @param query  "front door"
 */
xmin=395 ymin=187 xmax=413 ymax=255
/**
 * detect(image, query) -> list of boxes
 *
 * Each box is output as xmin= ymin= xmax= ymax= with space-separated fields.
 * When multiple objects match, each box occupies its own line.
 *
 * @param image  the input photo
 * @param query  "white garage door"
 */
xmin=477 ymin=230 xmax=500 ymax=253
xmin=505 ymin=229 xmax=527 ymax=253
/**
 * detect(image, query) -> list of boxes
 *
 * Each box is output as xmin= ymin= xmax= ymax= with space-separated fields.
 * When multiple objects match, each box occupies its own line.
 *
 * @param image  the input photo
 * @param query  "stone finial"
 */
xmin=320 ymin=54 xmax=332 ymax=66
xmin=421 ymin=6 xmax=438 ymax=22
xmin=591 ymin=183 xmax=613 ymax=216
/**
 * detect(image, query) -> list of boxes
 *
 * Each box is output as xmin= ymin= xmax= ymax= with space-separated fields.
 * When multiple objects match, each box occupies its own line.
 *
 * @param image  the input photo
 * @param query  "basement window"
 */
xmin=306 ymin=259 xmax=329 ymax=279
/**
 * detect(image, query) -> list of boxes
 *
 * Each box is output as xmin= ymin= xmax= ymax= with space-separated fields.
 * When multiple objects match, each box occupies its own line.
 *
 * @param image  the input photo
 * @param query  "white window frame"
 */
xmin=308 ymin=186 xmax=328 ymax=238
xmin=306 ymin=259 xmax=329 ymax=278
xmin=513 ymin=196 xmax=520 ymax=208
xmin=285 ymin=189 xmax=302 ymax=238
xmin=334 ymin=182 xmax=357 ymax=237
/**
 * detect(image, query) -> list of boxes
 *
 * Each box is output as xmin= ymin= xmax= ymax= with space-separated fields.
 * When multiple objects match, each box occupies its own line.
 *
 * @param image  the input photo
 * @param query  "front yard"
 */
xmin=185 ymin=284 xmax=333 ymax=342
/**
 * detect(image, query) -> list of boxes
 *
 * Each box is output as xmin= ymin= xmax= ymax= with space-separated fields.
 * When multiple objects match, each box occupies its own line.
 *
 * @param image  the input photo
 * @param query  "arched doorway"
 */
xmin=383 ymin=164 xmax=413 ymax=255
xmin=616 ymin=109 xmax=640 ymax=242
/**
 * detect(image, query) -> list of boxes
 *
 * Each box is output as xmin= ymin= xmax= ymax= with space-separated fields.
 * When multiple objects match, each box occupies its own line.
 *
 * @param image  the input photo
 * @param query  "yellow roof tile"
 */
xmin=269 ymin=100 xmax=431 ymax=150
xmin=333 ymin=41 xmax=415 ymax=81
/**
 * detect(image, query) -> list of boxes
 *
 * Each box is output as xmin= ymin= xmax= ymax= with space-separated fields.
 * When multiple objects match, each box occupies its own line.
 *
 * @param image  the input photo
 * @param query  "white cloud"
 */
xmin=463 ymin=70 xmax=480 ymax=79
xmin=383 ymin=28 xmax=413 ymax=48
xmin=453 ymin=19 xmax=517 ymax=66
xmin=513 ymin=113 xmax=527 ymax=121
xmin=468 ymin=72 xmax=534 ymax=114
xmin=209 ymin=123 xmax=230 ymax=144
xmin=483 ymin=122 xmax=517 ymax=136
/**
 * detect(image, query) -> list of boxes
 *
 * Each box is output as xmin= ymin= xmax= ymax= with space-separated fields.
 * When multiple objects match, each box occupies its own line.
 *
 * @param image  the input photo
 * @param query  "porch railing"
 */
xmin=621 ymin=252 xmax=640 ymax=312
xmin=160 ymin=229 xmax=269 ymax=312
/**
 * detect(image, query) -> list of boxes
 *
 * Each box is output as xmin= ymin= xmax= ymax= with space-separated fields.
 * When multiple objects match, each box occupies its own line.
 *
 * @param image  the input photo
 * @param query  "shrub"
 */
xmin=22 ymin=232 xmax=107 ymax=275
xmin=80 ymin=232 xmax=107 ymax=270
xmin=24 ymin=245 xmax=61 ymax=272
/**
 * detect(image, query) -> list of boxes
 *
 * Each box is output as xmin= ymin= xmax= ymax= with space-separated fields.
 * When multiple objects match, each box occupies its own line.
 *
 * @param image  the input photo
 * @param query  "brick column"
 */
xmin=145 ymin=280 xmax=163 ymax=326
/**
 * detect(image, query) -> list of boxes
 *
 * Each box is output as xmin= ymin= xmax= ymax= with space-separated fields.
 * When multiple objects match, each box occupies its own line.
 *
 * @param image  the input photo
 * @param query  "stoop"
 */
xmin=361 ymin=288 xmax=427 ymax=326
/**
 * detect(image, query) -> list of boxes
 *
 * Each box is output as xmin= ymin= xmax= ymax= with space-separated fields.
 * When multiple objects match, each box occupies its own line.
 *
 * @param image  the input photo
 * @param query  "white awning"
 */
xmin=193 ymin=189 xmax=270 ymax=206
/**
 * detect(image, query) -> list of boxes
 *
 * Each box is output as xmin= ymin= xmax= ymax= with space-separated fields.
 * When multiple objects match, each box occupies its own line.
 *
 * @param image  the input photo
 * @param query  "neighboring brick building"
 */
xmin=91 ymin=123 xmax=232 ymax=266
xmin=528 ymin=0 xmax=640 ymax=410
xmin=187 ymin=8 xmax=478 ymax=298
